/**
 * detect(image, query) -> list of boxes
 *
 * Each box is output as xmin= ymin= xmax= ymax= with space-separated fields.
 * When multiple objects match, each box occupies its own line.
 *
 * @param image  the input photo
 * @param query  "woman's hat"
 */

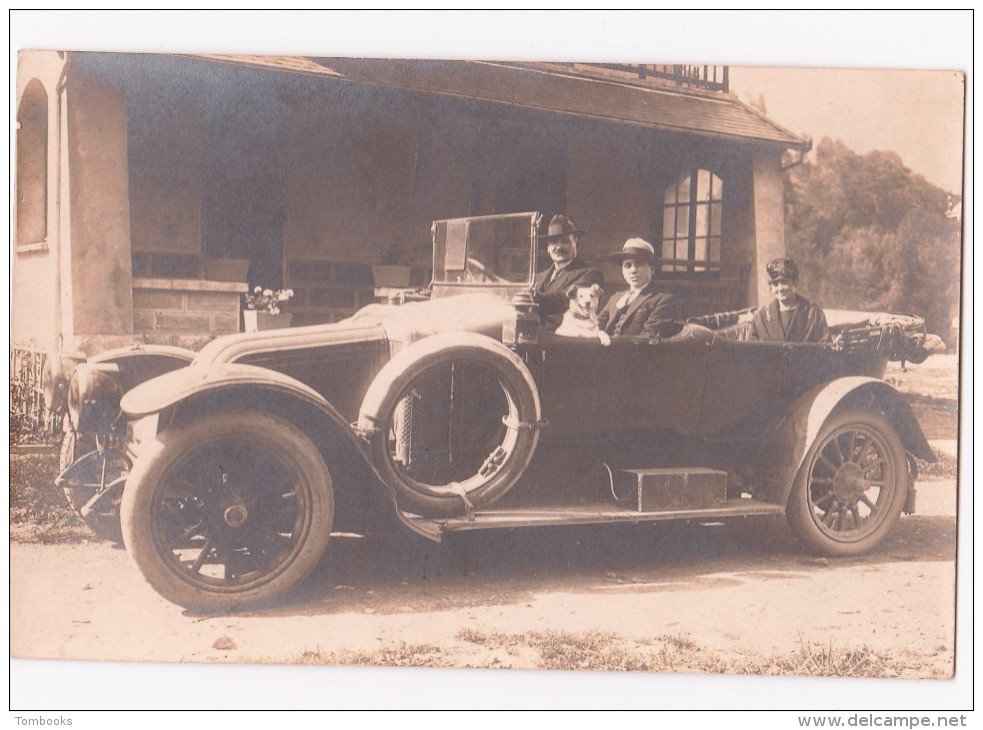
xmin=610 ymin=237 xmax=655 ymax=262
xmin=766 ymin=258 xmax=799 ymax=283
xmin=541 ymin=214 xmax=585 ymax=242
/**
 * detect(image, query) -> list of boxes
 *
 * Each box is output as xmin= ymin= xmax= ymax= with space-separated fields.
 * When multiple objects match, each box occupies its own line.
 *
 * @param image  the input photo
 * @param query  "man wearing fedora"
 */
xmin=749 ymin=258 xmax=829 ymax=343
xmin=533 ymin=214 xmax=605 ymax=331
xmin=598 ymin=238 xmax=681 ymax=340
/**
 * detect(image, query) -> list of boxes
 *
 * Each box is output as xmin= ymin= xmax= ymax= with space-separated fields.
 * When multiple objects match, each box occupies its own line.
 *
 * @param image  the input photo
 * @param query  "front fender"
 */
xmin=121 ymin=363 xmax=358 ymax=445
xmin=761 ymin=376 xmax=933 ymax=505
xmin=120 ymin=363 xmax=398 ymax=532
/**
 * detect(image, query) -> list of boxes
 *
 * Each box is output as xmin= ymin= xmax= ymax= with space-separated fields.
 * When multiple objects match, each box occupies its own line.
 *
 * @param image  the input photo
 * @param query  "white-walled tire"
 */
xmin=359 ymin=333 xmax=542 ymax=518
xmin=121 ymin=410 xmax=333 ymax=612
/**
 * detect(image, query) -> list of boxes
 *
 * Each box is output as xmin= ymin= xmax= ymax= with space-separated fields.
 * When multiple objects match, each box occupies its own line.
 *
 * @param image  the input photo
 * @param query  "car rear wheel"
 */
xmin=787 ymin=406 xmax=909 ymax=557
xmin=120 ymin=411 xmax=333 ymax=612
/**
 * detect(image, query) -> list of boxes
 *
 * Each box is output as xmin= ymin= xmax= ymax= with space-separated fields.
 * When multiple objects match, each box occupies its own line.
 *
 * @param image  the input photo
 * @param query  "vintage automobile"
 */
xmin=56 ymin=211 xmax=943 ymax=611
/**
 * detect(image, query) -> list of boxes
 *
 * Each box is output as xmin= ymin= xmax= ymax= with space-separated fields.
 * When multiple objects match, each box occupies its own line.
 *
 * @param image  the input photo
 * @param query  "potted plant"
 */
xmin=372 ymin=242 xmax=414 ymax=288
xmin=243 ymin=287 xmax=294 ymax=332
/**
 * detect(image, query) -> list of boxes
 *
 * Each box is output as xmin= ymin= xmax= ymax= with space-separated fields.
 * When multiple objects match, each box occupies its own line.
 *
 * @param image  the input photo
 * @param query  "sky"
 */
xmin=729 ymin=66 xmax=965 ymax=195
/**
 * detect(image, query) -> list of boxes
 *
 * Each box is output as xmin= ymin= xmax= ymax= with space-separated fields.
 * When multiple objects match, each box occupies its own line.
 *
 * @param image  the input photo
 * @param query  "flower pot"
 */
xmin=372 ymin=265 xmax=413 ymax=288
xmin=243 ymin=310 xmax=293 ymax=333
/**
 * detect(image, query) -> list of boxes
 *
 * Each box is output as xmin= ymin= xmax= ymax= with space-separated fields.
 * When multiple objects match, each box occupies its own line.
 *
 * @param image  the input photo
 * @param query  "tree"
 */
xmin=784 ymin=138 xmax=961 ymax=346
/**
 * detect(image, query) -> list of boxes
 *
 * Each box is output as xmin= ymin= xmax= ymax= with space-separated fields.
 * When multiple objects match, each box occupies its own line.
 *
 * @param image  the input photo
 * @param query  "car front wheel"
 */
xmin=786 ymin=406 xmax=909 ymax=557
xmin=120 ymin=410 xmax=333 ymax=612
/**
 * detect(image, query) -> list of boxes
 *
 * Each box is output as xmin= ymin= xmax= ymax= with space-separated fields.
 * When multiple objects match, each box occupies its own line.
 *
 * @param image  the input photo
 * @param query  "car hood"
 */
xmin=194 ymin=293 xmax=516 ymax=365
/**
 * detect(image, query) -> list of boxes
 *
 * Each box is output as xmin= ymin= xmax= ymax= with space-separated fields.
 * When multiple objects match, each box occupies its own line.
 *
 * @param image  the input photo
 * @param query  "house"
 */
xmin=13 ymin=52 xmax=809 ymax=353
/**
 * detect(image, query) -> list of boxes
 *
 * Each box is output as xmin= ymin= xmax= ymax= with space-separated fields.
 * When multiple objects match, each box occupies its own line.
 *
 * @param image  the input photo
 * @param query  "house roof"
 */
xmin=194 ymin=55 xmax=810 ymax=151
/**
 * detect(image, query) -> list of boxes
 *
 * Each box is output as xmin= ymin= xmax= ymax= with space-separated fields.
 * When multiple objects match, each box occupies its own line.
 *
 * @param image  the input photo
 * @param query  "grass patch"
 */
xmin=295 ymin=628 xmax=950 ymax=678
xmin=9 ymin=451 xmax=89 ymax=543
xmin=916 ymin=447 xmax=958 ymax=480
xmin=299 ymin=642 xmax=447 ymax=668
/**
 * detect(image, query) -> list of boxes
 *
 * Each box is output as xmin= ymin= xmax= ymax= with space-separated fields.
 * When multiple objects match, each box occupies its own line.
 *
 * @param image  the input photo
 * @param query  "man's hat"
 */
xmin=541 ymin=214 xmax=584 ymax=242
xmin=766 ymin=258 xmax=799 ymax=283
xmin=610 ymin=237 xmax=656 ymax=262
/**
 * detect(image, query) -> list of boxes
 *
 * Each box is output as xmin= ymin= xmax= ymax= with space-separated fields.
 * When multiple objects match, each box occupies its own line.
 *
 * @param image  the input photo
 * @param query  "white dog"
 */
xmin=554 ymin=283 xmax=612 ymax=346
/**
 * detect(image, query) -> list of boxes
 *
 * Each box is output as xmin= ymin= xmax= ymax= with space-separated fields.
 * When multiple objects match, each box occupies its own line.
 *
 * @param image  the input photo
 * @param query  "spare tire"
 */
xmin=358 ymin=332 xmax=542 ymax=518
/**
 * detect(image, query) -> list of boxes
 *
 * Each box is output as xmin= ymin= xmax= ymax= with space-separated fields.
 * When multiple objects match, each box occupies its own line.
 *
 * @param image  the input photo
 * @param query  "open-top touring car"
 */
xmin=53 ymin=212 xmax=943 ymax=611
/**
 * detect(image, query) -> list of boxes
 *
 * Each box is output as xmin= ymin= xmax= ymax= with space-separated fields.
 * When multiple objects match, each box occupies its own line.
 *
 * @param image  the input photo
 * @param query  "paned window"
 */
xmin=661 ymin=169 xmax=722 ymax=273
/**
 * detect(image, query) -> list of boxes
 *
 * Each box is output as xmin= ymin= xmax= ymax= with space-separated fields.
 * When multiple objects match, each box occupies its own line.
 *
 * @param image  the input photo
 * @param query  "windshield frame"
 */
xmin=430 ymin=212 xmax=541 ymax=298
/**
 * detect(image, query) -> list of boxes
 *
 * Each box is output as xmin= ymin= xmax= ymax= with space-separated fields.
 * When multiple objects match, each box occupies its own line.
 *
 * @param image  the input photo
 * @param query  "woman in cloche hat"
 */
xmin=748 ymin=257 xmax=829 ymax=343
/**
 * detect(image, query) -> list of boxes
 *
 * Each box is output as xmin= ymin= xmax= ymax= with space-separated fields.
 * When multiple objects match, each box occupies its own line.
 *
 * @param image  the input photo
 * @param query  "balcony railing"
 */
xmin=548 ymin=63 xmax=729 ymax=93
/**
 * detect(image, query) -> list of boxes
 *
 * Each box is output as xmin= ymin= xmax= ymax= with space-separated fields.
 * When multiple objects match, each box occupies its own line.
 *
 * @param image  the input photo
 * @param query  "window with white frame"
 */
xmin=661 ymin=168 xmax=722 ymax=273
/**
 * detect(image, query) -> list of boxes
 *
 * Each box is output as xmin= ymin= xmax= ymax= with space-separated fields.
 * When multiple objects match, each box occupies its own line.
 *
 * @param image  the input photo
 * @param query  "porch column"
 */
xmin=65 ymin=68 xmax=134 ymax=340
xmin=749 ymin=151 xmax=786 ymax=308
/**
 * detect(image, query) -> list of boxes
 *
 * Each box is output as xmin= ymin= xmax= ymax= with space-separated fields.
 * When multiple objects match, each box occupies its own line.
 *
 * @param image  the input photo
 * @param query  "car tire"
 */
xmin=120 ymin=410 xmax=334 ymax=612
xmin=359 ymin=332 xmax=542 ymax=518
xmin=786 ymin=406 xmax=909 ymax=557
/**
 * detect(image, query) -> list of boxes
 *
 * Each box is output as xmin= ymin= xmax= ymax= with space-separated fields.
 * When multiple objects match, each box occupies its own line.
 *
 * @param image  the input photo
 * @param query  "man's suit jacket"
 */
xmin=533 ymin=257 xmax=604 ymax=331
xmin=598 ymin=282 xmax=680 ymax=339
xmin=749 ymin=295 xmax=830 ymax=343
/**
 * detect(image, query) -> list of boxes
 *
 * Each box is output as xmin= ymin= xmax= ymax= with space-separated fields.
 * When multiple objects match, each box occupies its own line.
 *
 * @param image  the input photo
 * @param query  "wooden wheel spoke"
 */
xmin=190 ymin=539 xmax=214 ymax=574
xmin=849 ymin=504 xmax=864 ymax=528
xmin=813 ymin=491 xmax=835 ymax=508
xmin=167 ymin=519 xmax=204 ymax=549
xmin=860 ymin=494 xmax=878 ymax=513
xmin=862 ymin=458 xmax=886 ymax=478
xmin=223 ymin=549 xmax=236 ymax=581
xmin=817 ymin=455 xmax=839 ymax=474
xmin=830 ymin=435 xmax=846 ymax=465
xmin=856 ymin=439 xmax=875 ymax=463
xmin=846 ymin=431 xmax=858 ymax=461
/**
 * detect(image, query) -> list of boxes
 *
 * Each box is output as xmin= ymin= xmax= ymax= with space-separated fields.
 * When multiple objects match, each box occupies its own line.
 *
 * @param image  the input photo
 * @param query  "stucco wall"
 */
xmin=750 ymin=151 xmax=787 ymax=307
xmin=66 ymin=70 xmax=134 ymax=337
xmin=12 ymin=51 xmax=66 ymax=349
xmin=566 ymin=123 xmax=657 ymax=262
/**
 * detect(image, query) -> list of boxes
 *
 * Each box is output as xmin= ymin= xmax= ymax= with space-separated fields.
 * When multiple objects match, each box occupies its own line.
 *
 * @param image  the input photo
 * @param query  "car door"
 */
xmin=698 ymin=338 xmax=786 ymax=439
xmin=534 ymin=334 xmax=630 ymax=442
xmin=618 ymin=334 xmax=713 ymax=436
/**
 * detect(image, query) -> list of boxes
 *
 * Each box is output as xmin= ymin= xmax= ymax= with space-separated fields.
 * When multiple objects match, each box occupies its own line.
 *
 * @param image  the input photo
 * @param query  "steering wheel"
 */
xmin=465 ymin=257 xmax=507 ymax=283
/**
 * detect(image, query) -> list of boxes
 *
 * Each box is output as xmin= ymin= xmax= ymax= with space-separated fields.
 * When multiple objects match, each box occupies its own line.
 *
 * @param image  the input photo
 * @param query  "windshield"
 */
xmin=432 ymin=212 xmax=540 ymax=286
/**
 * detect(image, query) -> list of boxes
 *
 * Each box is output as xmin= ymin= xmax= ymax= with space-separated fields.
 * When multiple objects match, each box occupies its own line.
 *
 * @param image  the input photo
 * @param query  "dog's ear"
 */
xmin=591 ymin=284 xmax=604 ymax=298
xmin=565 ymin=285 xmax=580 ymax=300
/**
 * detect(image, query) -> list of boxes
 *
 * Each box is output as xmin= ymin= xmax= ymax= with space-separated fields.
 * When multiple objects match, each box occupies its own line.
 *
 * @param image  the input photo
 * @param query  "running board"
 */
xmin=399 ymin=499 xmax=786 ymax=542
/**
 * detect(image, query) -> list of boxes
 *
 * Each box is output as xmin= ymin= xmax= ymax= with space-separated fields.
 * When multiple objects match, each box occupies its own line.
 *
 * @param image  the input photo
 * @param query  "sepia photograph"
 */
xmin=8 ymin=10 xmax=971 ymax=714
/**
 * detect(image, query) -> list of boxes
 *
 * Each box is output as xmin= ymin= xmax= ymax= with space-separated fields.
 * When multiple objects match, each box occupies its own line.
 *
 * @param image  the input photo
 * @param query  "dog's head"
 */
xmin=566 ymin=283 xmax=604 ymax=317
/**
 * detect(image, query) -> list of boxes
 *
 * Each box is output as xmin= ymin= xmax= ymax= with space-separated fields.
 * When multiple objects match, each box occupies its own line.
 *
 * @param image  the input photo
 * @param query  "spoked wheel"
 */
xmin=59 ymin=430 xmax=129 ymax=544
xmin=787 ymin=406 xmax=909 ymax=557
xmin=120 ymin=411 xmax=333 ymax=612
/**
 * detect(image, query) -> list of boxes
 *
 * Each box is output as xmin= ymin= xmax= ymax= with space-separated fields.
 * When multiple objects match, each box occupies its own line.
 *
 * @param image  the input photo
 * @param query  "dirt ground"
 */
xmin=10 ymin=504 xmax=957 ymax=670
xmin=9 ymin=354 xmax=965 ymax=708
